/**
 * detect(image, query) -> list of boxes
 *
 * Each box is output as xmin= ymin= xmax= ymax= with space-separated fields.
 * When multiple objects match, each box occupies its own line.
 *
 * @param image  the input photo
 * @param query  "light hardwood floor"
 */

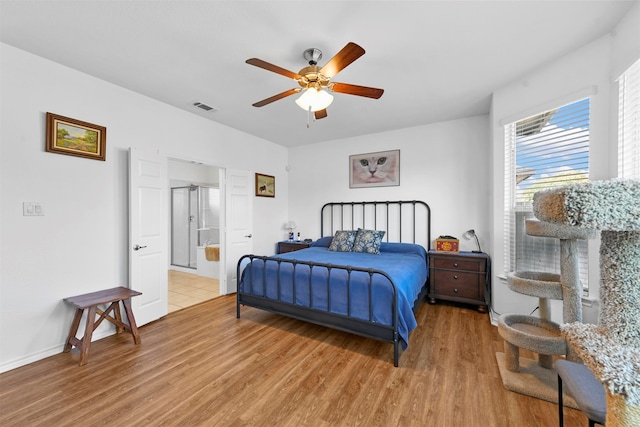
xmin=168 ymin=269 xmax=220 ymax=312
xmin=0 ymin=297 xmax=586 ymax=426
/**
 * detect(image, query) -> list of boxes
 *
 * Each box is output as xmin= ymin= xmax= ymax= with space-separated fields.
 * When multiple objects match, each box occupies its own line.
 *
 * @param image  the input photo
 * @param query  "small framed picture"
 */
xmin=46 ymin=112 xmax=106 ymax=161
xmin=255 ymin=173 xmax=275 ymax=197
xmin=349 ymin=149 xmax=400 ymax=188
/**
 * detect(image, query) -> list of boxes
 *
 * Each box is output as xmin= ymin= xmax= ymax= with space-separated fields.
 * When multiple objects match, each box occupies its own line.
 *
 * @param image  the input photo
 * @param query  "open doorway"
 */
xmin=168 ymin=269 xmax=220 ymax=312
xmin=168 ymin=158 xmax=223 ymax=312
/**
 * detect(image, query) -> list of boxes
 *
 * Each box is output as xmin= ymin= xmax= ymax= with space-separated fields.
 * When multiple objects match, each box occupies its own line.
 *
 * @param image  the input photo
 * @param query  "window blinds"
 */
xmin=618 ymin=58 xmax=640 ymax=179
xmin=504 ymin=98 xmax=590 ymax=292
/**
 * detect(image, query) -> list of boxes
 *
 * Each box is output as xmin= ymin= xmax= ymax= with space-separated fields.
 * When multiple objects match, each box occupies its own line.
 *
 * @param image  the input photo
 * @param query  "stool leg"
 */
xmin=64 ymin=308 xmax=83 ymax=352
xmin=79 ymin=306 xmax=97 ymax=366
xmin=558 ymin=374 xmax=564 ymax=427
xmin=113 ymin=302 xmax=124 ymax=334
xmin=121 ymin=298 xmax=141 ymax=344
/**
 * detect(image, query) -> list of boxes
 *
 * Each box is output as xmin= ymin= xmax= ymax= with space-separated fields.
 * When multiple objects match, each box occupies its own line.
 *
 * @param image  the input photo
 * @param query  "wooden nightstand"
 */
xmin=428 ymin=250 xmax=490 ymax=312
xmin=277 ymin=240 xmax=311 ymax=254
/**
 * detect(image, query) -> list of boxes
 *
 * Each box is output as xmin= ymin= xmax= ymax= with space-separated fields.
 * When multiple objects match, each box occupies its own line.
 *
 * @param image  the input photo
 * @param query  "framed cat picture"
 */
xmin=349 ymin=149 xmax=400 ymax=188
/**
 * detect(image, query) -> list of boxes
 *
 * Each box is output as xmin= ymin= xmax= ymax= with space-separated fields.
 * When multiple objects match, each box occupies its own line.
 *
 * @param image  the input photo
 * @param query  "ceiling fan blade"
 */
xmin=320 ymin=42 xmax=365 ymax=78
xmin=314 ymin=109 xmax=328 ymax=120
xmin=246 ymin=58 xmax=302 ymax=80
xmin=252 ymin=88 xmax=301 ymax=107
xmin=330 ymin=83 xmax=384 ymax=99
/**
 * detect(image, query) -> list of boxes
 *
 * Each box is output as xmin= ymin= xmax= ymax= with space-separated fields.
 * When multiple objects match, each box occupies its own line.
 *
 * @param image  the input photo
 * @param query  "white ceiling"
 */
xmin=1 ymin=1 xmax=635 ymax=147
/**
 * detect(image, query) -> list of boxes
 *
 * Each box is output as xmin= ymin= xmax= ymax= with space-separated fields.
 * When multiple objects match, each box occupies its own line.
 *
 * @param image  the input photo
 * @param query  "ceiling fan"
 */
xmin=246 ymin=42 xmax=384 ymax=120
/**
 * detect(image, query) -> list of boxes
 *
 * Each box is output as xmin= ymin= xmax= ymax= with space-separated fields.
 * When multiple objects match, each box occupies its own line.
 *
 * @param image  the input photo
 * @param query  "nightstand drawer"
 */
xmin=433 ymin=270 xmax=481 ymax=300
xmin=433 ymin=257 xmax=482 ymax=272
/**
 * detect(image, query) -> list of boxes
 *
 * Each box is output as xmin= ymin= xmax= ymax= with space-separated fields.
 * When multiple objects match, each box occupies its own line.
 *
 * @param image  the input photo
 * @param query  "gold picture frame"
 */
xmin=255 ymin=173 xmax=275 ymax=197
xmin=46 ymin=112 xmax=106 ymax=161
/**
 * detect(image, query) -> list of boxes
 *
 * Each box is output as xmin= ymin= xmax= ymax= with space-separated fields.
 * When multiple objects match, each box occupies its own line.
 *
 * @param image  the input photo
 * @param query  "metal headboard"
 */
xmin=320 ymin=200 xmax=431 ymax=250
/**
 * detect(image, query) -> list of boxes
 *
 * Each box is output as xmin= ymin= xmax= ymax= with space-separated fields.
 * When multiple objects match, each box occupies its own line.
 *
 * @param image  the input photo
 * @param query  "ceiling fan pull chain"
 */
xmin=307 ymin=106 xmax=311 ymax=128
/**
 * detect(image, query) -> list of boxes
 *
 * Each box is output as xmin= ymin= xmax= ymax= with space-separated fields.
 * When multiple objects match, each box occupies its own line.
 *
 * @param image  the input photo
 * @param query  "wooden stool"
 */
xmin=63 ymin=286 xmax=142 ymax=366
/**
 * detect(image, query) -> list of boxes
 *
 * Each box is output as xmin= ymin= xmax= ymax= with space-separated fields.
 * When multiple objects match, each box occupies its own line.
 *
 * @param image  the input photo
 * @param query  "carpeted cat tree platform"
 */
xmin=532 ymin=179 xmax=640 ymax=426
xmin=496 ymin=215 xmax=595 ymax=406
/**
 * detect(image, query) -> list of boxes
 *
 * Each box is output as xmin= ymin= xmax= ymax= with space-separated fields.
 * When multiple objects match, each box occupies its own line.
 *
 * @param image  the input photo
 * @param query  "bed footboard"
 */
xmin=236 ymin=254 xmax=403 ymax=366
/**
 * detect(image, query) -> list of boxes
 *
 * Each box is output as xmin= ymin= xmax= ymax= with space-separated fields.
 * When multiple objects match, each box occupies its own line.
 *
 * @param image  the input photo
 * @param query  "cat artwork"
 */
xmin=350 ymin=150 xmax=399 ymax=187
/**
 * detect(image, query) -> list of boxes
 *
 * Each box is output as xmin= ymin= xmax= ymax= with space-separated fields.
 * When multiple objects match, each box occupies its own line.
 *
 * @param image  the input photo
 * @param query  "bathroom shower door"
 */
xmin=171 ymin=186 xmax=198 ymax=268
xmin=171 ymin=185 xmax=220 ymax=269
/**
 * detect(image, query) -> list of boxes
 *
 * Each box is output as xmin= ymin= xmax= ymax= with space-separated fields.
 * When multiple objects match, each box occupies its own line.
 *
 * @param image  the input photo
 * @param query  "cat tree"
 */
xmin=533 ymin=179 xmax=640 ymax=427
xmin=496 ymin=216 xmax=595 ymax=404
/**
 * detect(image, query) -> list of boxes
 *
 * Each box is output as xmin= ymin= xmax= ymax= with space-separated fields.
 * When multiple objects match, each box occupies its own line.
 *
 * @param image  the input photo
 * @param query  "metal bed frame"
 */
xmin=236 ymin=200 xmax=431 ymax=366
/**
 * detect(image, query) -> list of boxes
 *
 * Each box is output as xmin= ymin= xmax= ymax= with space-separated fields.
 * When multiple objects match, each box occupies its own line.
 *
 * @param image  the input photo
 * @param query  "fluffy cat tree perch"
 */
xmin=533 ymin=179 xmax=640 ymax=427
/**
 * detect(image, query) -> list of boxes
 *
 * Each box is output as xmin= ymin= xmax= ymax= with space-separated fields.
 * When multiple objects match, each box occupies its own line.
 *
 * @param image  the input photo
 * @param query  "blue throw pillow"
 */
xmin=328 ymin=230 xmax=357 ymax=252
xmin=352 ymin=229 xmax=386 ymax=254
xmin=311 ymin=236 xmax=333 ymax=248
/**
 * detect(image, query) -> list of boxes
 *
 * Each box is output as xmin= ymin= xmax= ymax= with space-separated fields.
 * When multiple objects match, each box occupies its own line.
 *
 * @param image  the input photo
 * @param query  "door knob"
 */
xmin=244 ymin=234 xmax=252 ymax=238
xmin=133 ymin=244 xmax=147 ymax=251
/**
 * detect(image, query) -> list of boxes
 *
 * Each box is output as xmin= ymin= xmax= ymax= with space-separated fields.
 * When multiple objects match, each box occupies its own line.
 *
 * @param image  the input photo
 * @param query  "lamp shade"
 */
xmin=295 ymin=87 xmax=334 ymax=112
xmin=285 ymin=221 xmax=297 ymax=230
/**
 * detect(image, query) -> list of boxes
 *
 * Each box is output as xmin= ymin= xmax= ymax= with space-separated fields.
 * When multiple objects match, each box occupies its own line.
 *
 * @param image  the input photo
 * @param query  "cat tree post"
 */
xmin=496 ymin=219 xmax=594 ymax=404
xmin=533 ymin=179 xmax=640 ymax=427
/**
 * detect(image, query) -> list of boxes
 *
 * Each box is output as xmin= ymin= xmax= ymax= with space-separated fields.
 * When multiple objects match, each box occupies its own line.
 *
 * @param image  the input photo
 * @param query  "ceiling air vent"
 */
xmin=193 ymin=102 xmax=217 ymax=112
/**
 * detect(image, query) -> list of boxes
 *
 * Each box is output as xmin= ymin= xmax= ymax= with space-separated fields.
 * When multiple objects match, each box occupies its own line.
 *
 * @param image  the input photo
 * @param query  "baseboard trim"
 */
xmin=0 ymin=329 xmax=114 ymax=374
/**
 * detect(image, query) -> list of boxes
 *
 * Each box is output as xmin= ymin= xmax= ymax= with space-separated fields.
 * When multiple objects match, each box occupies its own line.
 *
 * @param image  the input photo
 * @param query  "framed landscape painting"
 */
xmin=46 ymin=112 xmax=106 ymax=161
xmin=255 ymin=173 xmax=275 ymax=197
xmin=349 ymin=149 xmax=400 ymax=188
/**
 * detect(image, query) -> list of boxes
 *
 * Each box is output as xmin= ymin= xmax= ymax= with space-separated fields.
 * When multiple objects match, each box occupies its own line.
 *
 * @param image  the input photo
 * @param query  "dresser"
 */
xmin=277 ymin=240 xmax=311 ymax=254
xmin=428 ymin=250 xmax=490 ymax=312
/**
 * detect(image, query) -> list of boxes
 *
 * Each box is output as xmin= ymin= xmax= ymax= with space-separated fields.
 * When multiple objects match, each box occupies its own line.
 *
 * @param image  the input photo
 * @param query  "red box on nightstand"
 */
xmin=435 ymin=238 xmax=459 ymax=252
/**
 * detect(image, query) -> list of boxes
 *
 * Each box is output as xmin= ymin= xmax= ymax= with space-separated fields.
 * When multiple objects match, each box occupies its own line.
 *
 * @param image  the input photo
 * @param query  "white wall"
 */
xmin=288 ymin=115 xmax=492 ymax=253
xmin=0 ymin=43 xmax=289 ymax=372
xmin=610 ymin=0 xmax=640 ymax=81
xmin=489 ymin=1 xmax=640 ymax=322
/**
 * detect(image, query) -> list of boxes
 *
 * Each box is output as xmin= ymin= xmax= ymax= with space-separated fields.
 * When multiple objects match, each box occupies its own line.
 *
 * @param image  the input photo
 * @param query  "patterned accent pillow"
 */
xmin=352 ymin=229 xmax=386 ymax=254
xmin=328 ymin=230 xmax=357 ymax=252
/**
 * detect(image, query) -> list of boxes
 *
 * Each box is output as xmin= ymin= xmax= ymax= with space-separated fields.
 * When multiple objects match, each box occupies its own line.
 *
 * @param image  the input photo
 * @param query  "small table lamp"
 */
xmin=285 ymin=221 xmax=297 ymax=240
xmin=464 ymin=229 xmax=482 ymax=253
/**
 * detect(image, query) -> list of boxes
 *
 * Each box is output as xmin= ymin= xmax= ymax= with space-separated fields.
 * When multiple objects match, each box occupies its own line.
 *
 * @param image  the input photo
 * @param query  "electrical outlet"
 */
xmin=23 ymin=202 xmax=44 ymax=216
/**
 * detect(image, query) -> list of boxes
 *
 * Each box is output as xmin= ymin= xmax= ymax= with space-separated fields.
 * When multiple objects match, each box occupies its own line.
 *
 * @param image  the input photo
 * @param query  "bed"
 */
xmin=236 ymin=200 xmax=431 ymax=366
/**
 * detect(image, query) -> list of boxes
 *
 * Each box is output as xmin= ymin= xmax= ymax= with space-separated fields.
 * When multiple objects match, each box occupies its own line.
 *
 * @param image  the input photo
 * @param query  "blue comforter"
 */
xmin=239 ymin=242 xmax=428 ymax=349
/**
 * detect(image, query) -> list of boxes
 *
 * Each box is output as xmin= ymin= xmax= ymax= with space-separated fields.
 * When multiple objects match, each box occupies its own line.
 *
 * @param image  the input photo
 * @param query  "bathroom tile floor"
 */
xmin=168 ymin=269 xmax=220 ymax=313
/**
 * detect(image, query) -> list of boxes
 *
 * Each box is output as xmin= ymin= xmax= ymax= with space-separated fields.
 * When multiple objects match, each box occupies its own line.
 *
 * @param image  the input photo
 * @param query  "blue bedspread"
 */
xmin=238 ymin=242 xmax=428 ymax=349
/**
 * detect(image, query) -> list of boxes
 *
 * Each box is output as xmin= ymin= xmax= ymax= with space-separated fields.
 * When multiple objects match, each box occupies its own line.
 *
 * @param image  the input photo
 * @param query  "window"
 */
xmin=618 ymin=58 xmax=640 ymax=179
xmin=504 ymin=98 xmax=590 ymax=291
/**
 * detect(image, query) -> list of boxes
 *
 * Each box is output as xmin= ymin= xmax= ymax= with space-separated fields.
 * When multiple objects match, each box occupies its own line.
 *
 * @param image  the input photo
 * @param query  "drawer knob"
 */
xmin=454 ymin=288 xmax=458 ymax=293
xmin=453 ymin=262 xmax=458 ymax=267
xmin=453 ymin=275 xmax=458 ymax=280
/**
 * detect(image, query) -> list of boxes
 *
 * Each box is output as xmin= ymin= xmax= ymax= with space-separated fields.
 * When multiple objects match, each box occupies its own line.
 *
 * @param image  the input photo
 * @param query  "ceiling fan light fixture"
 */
xmin=295 ymin=87 xmax=334 ymax=112
xmin=246 ymin=42 xmax=382 ymax=116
